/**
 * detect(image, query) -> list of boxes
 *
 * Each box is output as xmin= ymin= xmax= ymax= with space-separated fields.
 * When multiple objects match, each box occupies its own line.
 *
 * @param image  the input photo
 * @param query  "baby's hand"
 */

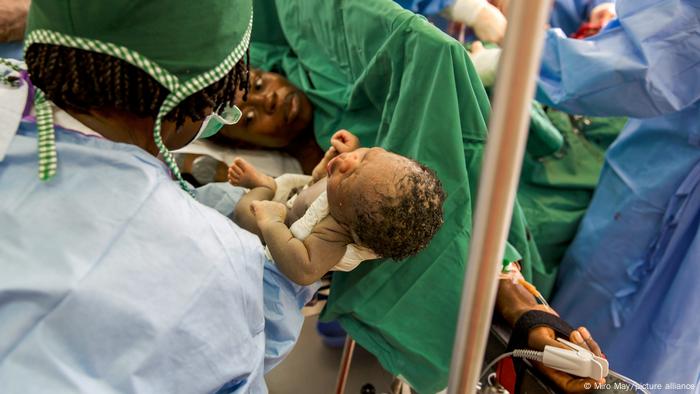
xmin=311 ymin=147 xmax=337 ymax=181
xmin=250 ymin=200 xmax=287 ymax=224
xmin=330 ymin=129 xmax=360 ymax=153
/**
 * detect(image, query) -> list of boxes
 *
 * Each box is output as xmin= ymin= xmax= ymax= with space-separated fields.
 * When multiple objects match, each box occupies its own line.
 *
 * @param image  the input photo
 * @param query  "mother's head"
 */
xmin=219 ymin=68 xmax=314 ymax=148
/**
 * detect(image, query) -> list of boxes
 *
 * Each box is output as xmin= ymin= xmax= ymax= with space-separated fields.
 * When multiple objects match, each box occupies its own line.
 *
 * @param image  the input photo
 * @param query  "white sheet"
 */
xmin=176 ymin=139 xmax=303 ymax=177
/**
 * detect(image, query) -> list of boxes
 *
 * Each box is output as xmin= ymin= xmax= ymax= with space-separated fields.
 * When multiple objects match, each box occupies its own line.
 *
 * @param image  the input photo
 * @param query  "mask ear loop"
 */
xmin=154 ymin=93 xmax=194 ymax=196
xmin=32 ymin=86 xmax=193 ymax=195
xmin=32 ymin=86 xmax=193 ymax=197
xmin=32 ymin=84 xmax=196 ymax=196
xmin=0 ymin=58 xmax=24 ymax=88
xmin=35 ymin=89 xmax=58 ymax=181
xmin=2 ymin=60 xmax=54 ymax=181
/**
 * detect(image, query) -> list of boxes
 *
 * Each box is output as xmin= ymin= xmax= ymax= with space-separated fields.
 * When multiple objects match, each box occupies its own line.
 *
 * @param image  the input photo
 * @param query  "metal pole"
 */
xmin=335 ymin=337 xmax=356 ymax=394
xmin=446 ymin=1 xmax=553 ymax=393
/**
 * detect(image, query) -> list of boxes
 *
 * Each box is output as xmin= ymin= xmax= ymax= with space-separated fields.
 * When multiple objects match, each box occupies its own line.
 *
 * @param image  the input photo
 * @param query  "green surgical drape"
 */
xmin=249 ymin=0 xmax=622 ymax=391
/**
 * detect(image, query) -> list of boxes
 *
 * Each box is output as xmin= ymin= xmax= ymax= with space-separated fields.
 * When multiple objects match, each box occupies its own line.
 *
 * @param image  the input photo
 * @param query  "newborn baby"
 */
xmin=229 ymin=130 xmax=445 ymax=285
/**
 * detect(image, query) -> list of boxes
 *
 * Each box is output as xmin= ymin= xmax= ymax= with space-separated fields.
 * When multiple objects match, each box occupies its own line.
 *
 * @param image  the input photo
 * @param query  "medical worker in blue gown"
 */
xmin=538 ymin=0 xmax=700 ymax=390
xmin=395 ymin=0 xmax=615 ymax=43
xmin=0 ymin=0 xmax=314 ymax=392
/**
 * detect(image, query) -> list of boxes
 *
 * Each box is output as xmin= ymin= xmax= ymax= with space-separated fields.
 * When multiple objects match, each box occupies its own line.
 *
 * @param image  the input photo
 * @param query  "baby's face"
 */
xmin=326 ymin=147 xmax=412 ymax=224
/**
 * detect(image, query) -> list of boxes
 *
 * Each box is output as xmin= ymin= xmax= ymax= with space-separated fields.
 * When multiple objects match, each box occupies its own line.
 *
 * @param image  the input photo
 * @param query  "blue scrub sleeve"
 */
xmin=395 ymin=0 xmax=455 ymax=15
xmin=0 ymin=42 xmax=24 ymax=60
xmin=195 ymin=182 xmax=245 ymax=217
xmin=587 ymin=0 xmax=614 ymax=12
xmin=537 ymin=0 xmax=700 ymax=118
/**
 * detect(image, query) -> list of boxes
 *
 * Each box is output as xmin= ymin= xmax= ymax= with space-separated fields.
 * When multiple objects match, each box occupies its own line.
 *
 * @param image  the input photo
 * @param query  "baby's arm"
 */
xmin=310 ymin=129 xmax=362 ymax=181
xmin=233 ymin=187 xmax=276 ymax=240
xmin=310 ymin=146 xmax=339 ymax=182
xmin=253 ymin=202 xmax=350 ymax=285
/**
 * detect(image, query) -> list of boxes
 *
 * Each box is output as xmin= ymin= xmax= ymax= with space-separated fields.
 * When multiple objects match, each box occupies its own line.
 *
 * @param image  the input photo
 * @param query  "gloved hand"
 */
xmin=448 ymin=0 xmax=507 ymax=45
xmin=472 ymin=3 xmax=507 ymax=45
xmin=589 ymin=3 xmax=616 ymax=28
xmin=468 ymin=41 xmax=502 ymax=87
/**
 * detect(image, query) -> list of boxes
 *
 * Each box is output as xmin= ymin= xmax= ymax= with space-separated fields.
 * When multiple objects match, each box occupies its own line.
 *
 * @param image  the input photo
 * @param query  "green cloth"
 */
xmin=251 ymin=1 xmax=543 ymax=392
xmin=27 ymin=0 xmax=252 ymax=82
xmin=475 ymin=67 xmax=626 ymax=299
xmin=527 ymin=102 xmax=565 ymax=159
xmin=518 ymin=108 xmax=626 ymax=297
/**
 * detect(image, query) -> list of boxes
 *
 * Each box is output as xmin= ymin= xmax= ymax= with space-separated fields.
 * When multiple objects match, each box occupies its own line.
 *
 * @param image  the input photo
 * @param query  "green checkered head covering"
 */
xmin=24 ymin=0 xmax=253 ymax=194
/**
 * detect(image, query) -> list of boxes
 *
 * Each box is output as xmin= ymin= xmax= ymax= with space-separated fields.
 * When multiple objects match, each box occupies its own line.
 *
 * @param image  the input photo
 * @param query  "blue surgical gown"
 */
xmin=394 ymin=0 xmax=614 ymax=36
xmin=395 ymin=0 xmax=453 ymax=15
xmin=195 ymin=182 xmax=319 ymax=374
xmin=538 ymin=0 xmax=700 ymax=389
xmin=550 ymin=0 xmax=614 ymax=35
xmin=0 ymin=116 xmax=296 ymax=392
xmin=0 ymin=42 xmax=24 ymax=60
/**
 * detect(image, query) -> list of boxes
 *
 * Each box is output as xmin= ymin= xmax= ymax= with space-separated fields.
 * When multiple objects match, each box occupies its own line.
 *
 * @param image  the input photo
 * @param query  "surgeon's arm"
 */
xmin=538 ymin=0 xmax=699 ymax=118
xmin=444 ymin=0 xmax=507 ymax=44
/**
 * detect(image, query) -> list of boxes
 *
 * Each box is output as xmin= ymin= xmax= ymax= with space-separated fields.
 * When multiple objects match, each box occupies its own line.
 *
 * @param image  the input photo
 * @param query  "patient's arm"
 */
xmin=254 ymin=204 xmax=350 ymax=285
xmin=496 ymin=278 xmax=605 ymax=392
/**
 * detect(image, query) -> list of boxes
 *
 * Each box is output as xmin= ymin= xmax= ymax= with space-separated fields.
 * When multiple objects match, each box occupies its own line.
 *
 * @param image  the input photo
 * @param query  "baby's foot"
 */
xmin=228 ymin=158 xmax=276 ymax=191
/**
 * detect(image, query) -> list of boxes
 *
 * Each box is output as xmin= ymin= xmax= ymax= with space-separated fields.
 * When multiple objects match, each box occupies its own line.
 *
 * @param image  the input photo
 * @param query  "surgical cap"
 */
xmin=24 ymin=0 xmax=253 ymax=192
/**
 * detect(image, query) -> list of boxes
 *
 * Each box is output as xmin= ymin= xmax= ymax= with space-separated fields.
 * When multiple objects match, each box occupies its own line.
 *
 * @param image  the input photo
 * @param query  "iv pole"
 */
xmin=446 ymin=1 xmax=553 ymax=393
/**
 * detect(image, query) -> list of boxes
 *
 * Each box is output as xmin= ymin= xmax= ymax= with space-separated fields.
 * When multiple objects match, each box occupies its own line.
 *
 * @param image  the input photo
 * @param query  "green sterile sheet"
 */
xmin=248 ymin=0 xmax=611 ymax=391
xmin=519 ymin=105 xmax=626 ymax=297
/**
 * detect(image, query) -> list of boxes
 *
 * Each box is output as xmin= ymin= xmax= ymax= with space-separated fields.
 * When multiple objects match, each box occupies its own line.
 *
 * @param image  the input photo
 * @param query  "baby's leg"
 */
xmin=230 ymin=158 xmax=278 ymax=239
xmin=228 ymin=158 xmax=276 ymax=190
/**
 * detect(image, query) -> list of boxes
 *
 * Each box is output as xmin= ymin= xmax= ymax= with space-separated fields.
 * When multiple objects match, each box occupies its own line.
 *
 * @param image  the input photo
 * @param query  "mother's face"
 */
xmin=219 ymin=68 xmax=314 ymax=148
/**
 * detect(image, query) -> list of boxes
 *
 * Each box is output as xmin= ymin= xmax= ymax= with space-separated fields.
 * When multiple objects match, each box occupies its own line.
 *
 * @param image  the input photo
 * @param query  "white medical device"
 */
xmin=542 ymin=338 xmax=609 ymax=380
xmin=480 ymin=338 xmax=649 ymax=394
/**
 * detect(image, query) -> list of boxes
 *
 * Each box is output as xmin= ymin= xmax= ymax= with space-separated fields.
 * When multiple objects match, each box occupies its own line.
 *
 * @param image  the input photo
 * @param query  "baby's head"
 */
xmin=326 ymin=147 xmax=446 ymax=260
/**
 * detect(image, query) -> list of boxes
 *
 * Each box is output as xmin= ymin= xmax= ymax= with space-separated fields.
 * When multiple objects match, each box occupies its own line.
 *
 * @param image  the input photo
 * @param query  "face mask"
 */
xmin=192 ymin=104 xmax=242 ymax=141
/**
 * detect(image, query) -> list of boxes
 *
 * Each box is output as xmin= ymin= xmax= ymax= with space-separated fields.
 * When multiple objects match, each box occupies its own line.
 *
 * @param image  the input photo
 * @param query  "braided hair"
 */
xmin=25 ymin=43 xmax=249 ymax=126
